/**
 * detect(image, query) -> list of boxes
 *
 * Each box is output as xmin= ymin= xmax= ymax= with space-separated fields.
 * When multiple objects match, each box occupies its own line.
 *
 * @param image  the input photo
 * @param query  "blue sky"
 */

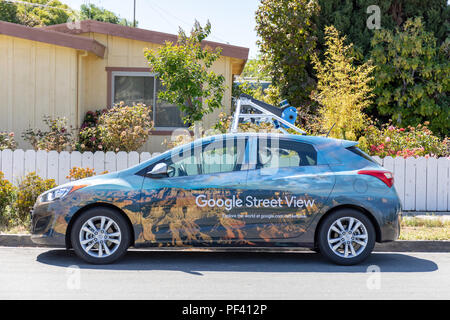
xmin=62 ymin=0 xmax=260 ymax=58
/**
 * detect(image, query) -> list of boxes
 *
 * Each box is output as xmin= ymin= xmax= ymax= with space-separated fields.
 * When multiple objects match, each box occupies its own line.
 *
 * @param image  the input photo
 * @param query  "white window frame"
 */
xmin=111 ymin=71 xmax=186 ymax=130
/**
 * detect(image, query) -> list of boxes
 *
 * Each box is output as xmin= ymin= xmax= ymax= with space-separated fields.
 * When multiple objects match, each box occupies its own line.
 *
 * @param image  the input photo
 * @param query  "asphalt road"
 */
xmin=0 ymin=246 xmax=449 ymax=299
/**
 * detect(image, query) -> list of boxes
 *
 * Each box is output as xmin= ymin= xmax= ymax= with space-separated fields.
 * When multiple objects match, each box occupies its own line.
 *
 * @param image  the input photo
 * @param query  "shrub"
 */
xmin=74 ymin=109 xmax=107 ymax=152
xmin=22 ymin=116 xmax=74 ymax=152
xmin=66 ymin=167 xmax=108 ymax=181
xmin=358 ymin=121 xmax=449 ymax=158
xmin=0 ymin=132 xmax=17 ymax=150
xmin=15 ymin=172 xmax=56 ymax=224
xmin=0 ymin=172 xmax=16 ymax=226
xmin=98 ymin=102 xmax=153 ymax=152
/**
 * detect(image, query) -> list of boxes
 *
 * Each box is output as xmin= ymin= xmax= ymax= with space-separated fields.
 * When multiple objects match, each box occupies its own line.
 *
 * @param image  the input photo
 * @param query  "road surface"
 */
xmin=0 ymin=247 xmax=449 ymax=299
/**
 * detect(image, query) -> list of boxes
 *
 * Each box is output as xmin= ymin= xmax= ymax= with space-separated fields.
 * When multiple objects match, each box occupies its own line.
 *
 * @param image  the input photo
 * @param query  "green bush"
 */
xmin=74 ymin=109 xmax=107 ymax=152
xmin=15 ymin=172 xmax=56 ymax=224
xmin=358 ymin=121 xmax=449 ymax=158
xmin=0 ymin=172 xmax=16 ymax=226
xmin=98 ymin=103 xmax=153 ymax=152
xmin=22 ymin=116 xmax=74 ymax=152
xmin=0 ymin=131 xmax=17 ymax=151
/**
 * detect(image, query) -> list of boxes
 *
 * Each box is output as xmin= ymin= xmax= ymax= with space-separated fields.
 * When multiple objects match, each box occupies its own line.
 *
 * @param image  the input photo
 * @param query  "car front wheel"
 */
xmin=71 ymin=207 xmax=130 ymax=264
xmin=317 ymin=209 xmax=375 ymax=265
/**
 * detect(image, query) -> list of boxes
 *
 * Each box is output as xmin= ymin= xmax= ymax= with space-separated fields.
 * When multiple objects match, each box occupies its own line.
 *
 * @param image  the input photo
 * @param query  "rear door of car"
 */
xmin=241 ymin=136 xmax=336 ymax=241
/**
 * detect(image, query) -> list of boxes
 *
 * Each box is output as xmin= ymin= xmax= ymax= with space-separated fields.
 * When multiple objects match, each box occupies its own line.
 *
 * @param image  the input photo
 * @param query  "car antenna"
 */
xmin=326 ymin=123 xmax=336 ymax=138
xmin=229 ymin=94 xmax=306 ymax=135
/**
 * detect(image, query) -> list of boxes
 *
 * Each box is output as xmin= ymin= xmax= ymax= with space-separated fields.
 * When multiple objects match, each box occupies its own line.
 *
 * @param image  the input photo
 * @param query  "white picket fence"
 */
xmin=0 ymin=149 xmax=449 ymax=212
xmin=0 ymin=149 xmax=160 ymax=186
xmin=372 ymin=156 xmax=449 ymax=212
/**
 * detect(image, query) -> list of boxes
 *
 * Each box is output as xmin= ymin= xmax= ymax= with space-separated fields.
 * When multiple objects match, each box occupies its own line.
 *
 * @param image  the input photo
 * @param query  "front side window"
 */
xmin=150 ymin=138 xmax=247 ymax=178
xmin=257 ymin=138 xmax=317 ymax=169
xmin=111 ymin=72 xmax=188 ymax=129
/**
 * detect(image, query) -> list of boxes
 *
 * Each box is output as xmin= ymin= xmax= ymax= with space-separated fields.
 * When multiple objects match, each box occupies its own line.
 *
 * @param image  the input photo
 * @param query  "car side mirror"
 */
xmin=146 ymin=163 xmax=168 ymax=178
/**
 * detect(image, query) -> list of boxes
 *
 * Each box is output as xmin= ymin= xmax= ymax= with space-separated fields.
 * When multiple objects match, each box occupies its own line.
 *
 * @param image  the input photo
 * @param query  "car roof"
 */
xmin=205 ymin=132 xmax=355 ymax=146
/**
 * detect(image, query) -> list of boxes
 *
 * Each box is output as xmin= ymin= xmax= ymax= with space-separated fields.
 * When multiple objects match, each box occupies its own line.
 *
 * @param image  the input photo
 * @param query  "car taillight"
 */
xmin=358 ymin=170 xmax=394 ymax=188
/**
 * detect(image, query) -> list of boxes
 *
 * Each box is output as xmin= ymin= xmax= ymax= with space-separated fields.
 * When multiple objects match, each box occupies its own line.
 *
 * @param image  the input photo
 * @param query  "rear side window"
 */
xmin=346 ymin=146 xmax=378 ymax=164
xmin=257 ymin=138 xmax=317 ymax=169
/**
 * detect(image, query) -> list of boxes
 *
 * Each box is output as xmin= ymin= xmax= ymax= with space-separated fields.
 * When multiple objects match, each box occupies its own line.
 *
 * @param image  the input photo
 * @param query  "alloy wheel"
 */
xmin=327 ymin=217 xmax=368 ymax=258
xmin=79 ymin=216 xmax=122 ymax=258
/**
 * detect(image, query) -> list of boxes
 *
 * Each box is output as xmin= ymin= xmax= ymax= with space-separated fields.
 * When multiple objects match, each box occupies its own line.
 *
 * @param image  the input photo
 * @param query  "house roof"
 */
xmin=43 ymin=20 xmax=249 ymax=61
xmin=0 ymin=20 xmax=106 ymax=58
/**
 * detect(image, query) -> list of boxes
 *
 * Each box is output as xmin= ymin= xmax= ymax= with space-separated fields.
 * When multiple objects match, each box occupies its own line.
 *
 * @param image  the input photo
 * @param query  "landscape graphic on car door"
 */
xmin=242 ymin=137 xmax=336 ymax=241
xmin=139 ymin=137 xmax=256 ymax=246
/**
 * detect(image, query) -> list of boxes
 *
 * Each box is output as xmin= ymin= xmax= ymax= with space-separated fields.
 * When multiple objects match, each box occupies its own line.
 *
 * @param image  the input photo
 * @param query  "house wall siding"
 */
xmin=0 ymin=35 xmax=78 ymax=149
xmin=80 ymin=33 xmax=233 ymax=153
xmin=0 ymin=32 xmax=237 ymax=153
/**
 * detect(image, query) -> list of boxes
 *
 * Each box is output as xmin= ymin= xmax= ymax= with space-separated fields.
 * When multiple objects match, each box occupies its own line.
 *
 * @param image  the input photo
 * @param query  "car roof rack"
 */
xmin=230 ymin=94 xmax=306 ymax=135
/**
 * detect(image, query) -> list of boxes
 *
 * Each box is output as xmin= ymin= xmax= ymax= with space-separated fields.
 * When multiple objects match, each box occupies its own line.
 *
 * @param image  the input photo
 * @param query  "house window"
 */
xmin=111 ymin=71 xmax=188 ymax=129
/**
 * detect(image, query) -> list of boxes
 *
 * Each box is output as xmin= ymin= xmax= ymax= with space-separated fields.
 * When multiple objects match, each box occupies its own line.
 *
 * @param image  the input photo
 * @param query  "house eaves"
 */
xmin=0 ymin=20 xmax=106 ymax=58
xmin=43 ymin=20 xmax=249 ymax=63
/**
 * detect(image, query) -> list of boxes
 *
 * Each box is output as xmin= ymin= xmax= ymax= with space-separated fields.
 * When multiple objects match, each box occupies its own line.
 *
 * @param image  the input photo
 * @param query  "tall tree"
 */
xmin=0 ymin=0 xmax=72 ymax=26
xmin=79 ymin=3 xmax=135 ymax=26
xmin=370 ymin=17 xmax=449 ymax=137
xmin=314 ymin=0 xmax=449 ymax=58
xmin=0 ymin=0 xmax=18 ymax=23
xmin=312 ymin=26 xmax=375 ymax=141
xmin=255 ymin=0 xmax=320 ymax=115
xmin=145 ymin=21 xmax=226 ymax=126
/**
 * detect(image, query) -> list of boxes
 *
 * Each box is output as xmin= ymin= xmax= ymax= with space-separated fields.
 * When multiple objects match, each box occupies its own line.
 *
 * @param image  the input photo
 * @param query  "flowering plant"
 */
xmin=98 ymin=102 xmax=153 ymax=152
xmin=66 ymin=167 xmax=108 ymax=181
xmin=358 ymin=121 xmax=449 ymax=158
xmin=74 ymin=109 xmax=107 ymax=152
xmin=22 ymin=116 xmax=74 ymax=152
xmin=0 ymin=132 xmax=17 ymax=150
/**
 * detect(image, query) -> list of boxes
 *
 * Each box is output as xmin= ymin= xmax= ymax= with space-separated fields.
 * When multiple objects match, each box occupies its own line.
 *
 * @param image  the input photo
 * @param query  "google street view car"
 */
xmin=31 ymin=95 xmax=401 ymax=265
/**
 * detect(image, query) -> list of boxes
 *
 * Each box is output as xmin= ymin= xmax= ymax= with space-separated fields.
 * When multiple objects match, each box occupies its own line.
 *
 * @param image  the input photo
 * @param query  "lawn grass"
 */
xmin=399 ymin=216 xmax=450 ymax=240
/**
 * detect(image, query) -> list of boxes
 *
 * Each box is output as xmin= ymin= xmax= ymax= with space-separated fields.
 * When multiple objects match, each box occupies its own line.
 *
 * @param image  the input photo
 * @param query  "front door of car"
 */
xmin=138 ymin=136 xmax=251 ymax=245
xmin=242 ymin=136 xmax=336 ymax=241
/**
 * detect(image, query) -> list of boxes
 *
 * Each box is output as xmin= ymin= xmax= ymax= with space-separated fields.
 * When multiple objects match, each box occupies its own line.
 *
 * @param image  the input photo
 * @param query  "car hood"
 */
xmin=55 ymin=172 xmax=121 ymax=189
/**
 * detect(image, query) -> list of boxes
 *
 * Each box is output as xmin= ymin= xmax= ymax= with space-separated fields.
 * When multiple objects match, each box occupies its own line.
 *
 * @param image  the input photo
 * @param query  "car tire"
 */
xmin=317 ymin=209 xmax=375 ymax=265
xmin=71 ymin=207 xmax=130 ymax=264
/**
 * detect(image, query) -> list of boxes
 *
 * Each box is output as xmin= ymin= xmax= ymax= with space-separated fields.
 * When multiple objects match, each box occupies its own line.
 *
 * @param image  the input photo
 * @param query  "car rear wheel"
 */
xmin=317 ymin=209 xmax=375 ymax=265
xmin=71 ymin=207 xmax=130 ymax=264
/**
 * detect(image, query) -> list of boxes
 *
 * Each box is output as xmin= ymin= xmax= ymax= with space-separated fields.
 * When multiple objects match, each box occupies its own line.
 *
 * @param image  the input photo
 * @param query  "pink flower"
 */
xmin=385 ymin=137 xmax=391 ymax=143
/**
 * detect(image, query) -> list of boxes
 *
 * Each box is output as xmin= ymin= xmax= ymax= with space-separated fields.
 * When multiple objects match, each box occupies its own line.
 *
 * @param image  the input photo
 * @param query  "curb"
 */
xmin=374 ymin=240 xmax=450 ymax=253
xmin=0 ymin=234 xmax=46 ymax=247
xmin=0 ymin=234 xmax=449 ymax=252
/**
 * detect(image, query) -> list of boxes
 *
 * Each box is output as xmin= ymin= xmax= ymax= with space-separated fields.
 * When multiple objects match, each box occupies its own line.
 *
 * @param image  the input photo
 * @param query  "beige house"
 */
xmin=0 ymin=20 xmax=248 ymax=152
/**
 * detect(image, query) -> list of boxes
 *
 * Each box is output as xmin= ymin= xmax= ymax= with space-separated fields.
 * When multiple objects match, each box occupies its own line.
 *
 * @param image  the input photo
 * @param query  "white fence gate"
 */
xmin=0 ymin=149 xmax=449 ymax=212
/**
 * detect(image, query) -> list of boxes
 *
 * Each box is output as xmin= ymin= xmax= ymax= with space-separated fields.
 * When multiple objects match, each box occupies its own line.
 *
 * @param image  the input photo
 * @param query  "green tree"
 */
xmin=255 ymin=0 xmax=320 ymax=112
xmin=314 ymin=0 xmax=449 ymax=58
xmin=239 ymin=55 xmax=270 ymax=80
xmin=144 ymin=21 xmax=226 ymax=125
xmin=79 ymin=3 xmax=135 ymax=26
xmin=0 ymin=0 xmax=18 ymax=23
xmin=13 ymin=0 xmax=72 ymax=27
xmin=370 ymin=17 xmax=450 ymax=136
xmin=311 ymin=26 xmax=375 ymax=141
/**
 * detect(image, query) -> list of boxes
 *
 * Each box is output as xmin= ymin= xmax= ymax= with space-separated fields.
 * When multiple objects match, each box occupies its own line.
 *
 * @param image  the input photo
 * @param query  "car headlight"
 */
xmin=38 ymin=185 xmax=88 ymax=203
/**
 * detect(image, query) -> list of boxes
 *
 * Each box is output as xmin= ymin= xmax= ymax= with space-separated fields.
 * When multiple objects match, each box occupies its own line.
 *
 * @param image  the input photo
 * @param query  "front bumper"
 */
xmin=30 ymin=202 xmax=66 ymax=247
